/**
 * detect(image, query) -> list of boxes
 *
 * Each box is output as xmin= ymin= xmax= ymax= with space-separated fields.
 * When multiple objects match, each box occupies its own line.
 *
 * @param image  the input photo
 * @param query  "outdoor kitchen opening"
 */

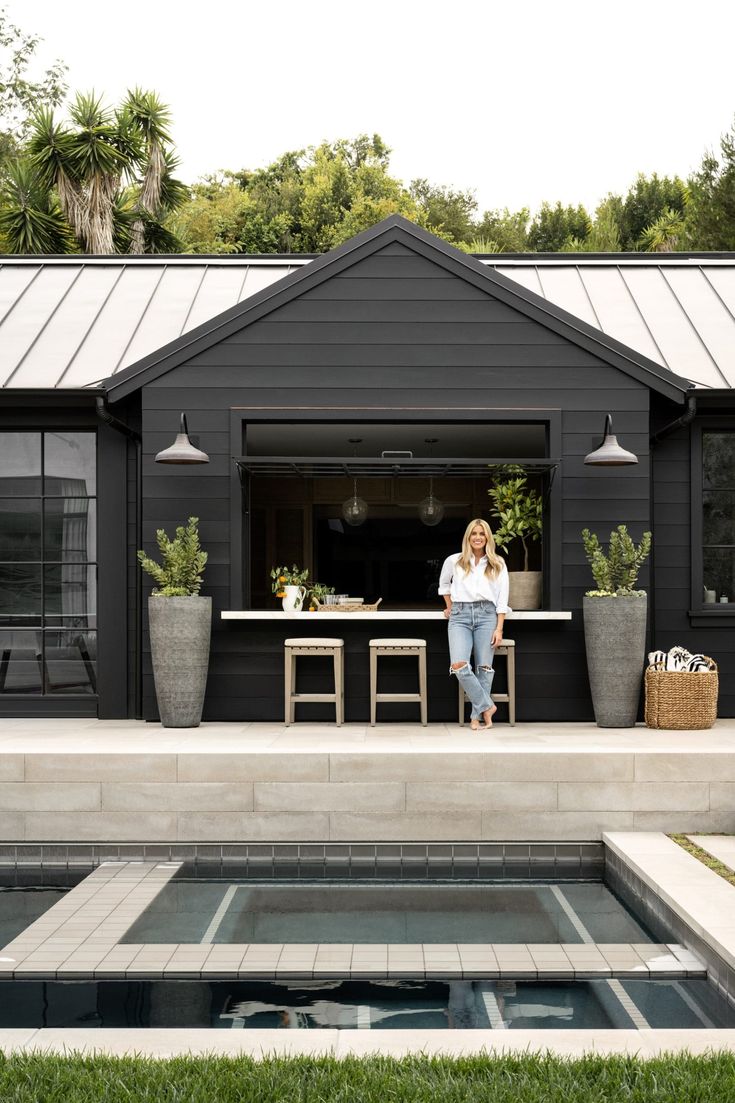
xmin=236 ymin=421 xmax=554 ymax=610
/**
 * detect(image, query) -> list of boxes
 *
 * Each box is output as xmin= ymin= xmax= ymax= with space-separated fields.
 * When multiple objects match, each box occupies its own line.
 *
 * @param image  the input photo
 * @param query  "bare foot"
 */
xmin=470 ymin=718 xmax=481 ymax=731
xmin=482 ymin=705 xmax=498 ymax=728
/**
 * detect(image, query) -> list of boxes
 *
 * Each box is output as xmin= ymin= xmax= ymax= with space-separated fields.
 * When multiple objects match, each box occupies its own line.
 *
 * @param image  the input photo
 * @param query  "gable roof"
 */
xmin=102 ymin=216 xmax=691 ymax=403
xmin=3 ymin=216 xmax=734 ymax=394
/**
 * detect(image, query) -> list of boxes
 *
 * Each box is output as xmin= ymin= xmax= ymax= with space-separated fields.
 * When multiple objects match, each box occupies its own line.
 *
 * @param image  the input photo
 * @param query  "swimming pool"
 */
xmin=3 ymin=977 xmax=733 ymax=1030
xmin=121 ymin=881 xmax=655 ymax=945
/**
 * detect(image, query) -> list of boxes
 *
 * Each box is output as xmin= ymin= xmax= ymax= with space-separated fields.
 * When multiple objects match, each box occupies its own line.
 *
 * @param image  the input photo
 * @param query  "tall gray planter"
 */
xmin=583 ymin=594 xmax=647 ymax=727
xmin=148 ymin=595 xmax=212 ymax=727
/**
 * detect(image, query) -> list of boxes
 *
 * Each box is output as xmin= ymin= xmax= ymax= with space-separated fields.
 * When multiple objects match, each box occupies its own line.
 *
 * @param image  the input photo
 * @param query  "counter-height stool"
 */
xmin=458 ymin=639 xmax=516 ymax=725
xmin=284 ymin=638 xmax=344 ymax=725
xmin=369 ymin=638 xmax=427 ymax=726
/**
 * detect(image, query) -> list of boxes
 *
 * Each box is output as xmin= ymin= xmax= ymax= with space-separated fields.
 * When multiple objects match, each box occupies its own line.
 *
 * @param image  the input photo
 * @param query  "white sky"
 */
xmin=7 ymin=0 xmax=735 ymax=217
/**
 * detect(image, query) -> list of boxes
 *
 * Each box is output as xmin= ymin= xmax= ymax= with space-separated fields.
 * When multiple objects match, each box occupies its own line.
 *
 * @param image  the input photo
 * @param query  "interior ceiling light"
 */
xmin=418 ymin=438 xmax=445 ymax=526
xmin=584 ymin=414 xmax=638 ymax=466
xmin=342 ymin=438 xmax=368 ymax=526
xmin=155 ymin=413 xmax=209 ymax=465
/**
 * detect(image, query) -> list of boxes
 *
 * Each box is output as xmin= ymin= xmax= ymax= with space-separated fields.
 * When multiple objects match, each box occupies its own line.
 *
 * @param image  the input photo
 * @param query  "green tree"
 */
xmin=0 ymin=8 xmax=67 ymax=171
xmin=528 ymin=201 xmax=590 ymax=252
xmin=685 ymin=119 xmax=735 ymax=249
xmin=614 ymin=173 xmax=688 ymax=250
xmin=2 ymin=89 xmax=186 ymax=254
xmin=564 ymin=198 xmax=622 ymax=252
xmin=638 ymin=206 xmax=687 ymax=252
xmin=469 ymin=207 xmax=530 ymax=252
xmin=409 ymin=178 xmax=477 ymax=242
xmin=173 ymin=134 xmax=424 ymax=254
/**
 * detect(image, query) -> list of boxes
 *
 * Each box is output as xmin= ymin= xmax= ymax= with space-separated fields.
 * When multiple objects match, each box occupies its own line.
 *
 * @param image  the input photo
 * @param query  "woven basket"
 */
xmin=315 ymin=598 xmax=383 ymax=613
xmin=644 ymin=660 xmax=718 ymax=730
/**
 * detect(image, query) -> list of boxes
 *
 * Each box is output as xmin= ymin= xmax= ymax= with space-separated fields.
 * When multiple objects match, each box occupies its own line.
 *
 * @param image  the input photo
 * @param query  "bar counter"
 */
xmin=222 ymin=610 xmax=572 ymax=621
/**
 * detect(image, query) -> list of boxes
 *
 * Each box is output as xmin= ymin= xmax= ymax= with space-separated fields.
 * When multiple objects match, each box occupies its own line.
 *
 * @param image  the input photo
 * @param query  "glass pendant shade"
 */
xmin=342 ymin=479 xmax=368 ymax=526
xmin=418 ymin=477 xmax=445 ymax=526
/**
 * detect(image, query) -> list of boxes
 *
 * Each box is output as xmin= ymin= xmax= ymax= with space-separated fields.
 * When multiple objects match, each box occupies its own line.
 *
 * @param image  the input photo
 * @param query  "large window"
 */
xmin=702 ymin=429 xmax=735 ymax=606
xmin=0 ymin=431 xmax=97 ymax=695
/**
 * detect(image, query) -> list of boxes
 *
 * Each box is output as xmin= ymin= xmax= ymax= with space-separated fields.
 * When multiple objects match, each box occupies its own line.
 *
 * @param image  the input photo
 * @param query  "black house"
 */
xmin=1 ymin=216 xmax=733 ymax=721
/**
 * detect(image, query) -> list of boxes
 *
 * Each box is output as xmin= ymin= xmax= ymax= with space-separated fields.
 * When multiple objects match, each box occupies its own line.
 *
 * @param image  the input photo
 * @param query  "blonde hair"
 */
xmin=458 ymin=518 xmax=505 ymax=580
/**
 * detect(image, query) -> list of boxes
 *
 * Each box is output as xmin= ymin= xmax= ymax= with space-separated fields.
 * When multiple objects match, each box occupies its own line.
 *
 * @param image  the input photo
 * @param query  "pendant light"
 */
xmin=584 ymin=414 xmax=638 ymax=466
xmin=342 ymin=438 xmax=368 ymax=526
xmin=155 ymin=413 xmax=209 ymax=465
xmin=418 ymin=438 xmax=445 ymax=525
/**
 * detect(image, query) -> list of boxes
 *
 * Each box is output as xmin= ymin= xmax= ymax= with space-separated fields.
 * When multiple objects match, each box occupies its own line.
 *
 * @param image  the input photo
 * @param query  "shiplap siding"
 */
xmin=134 ymin=242 xmax=653 ymax=722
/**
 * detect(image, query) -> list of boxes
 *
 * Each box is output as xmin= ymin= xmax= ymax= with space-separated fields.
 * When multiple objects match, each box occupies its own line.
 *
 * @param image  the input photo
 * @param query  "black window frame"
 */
xmin=0 ymin=428 xmax=98 ymax=697
xmin=690 ymin=416 xmax=735 ymax=624
xmin=229 ymin=406 xmax=563 ymax=612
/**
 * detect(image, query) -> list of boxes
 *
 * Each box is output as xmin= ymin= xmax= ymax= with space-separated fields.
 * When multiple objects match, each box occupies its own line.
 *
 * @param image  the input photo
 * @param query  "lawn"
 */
xmin=1 ymin=1052 xmax=734 ymax=1102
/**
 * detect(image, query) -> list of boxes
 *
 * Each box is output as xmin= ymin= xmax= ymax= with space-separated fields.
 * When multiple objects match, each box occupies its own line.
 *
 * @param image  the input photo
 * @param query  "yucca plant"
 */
xmin=137 ymin=516 xmax=207 ymax=597
xmin=581 ymin=525 xmax=652 ymax=596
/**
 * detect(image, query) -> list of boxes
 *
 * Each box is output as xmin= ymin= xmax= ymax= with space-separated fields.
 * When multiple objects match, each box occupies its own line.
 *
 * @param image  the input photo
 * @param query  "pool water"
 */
xmin=3 ymin=978 xmax=734 ymax=1030
xmin=0 ymin=887 xmax=68 ymax=947
xmin=122 ymin=881 xmax=655 ymax=945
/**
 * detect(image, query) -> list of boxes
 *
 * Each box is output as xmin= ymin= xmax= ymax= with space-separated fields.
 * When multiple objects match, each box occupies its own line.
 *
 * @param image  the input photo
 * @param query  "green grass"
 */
xmin=2 ymin=1053 xmax=735 ymax=1102
xmin=670 ymin=833 xmax=735 ymax=890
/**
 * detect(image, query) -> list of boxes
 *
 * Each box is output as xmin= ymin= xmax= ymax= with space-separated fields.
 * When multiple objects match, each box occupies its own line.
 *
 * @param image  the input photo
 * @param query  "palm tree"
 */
xmin=0 ymin=159 xmax=74 ymax=253
xmin=2 ymin=89 xmax=186 ymax=254
xmin=638 ymin=207 xmax=687 ymax=252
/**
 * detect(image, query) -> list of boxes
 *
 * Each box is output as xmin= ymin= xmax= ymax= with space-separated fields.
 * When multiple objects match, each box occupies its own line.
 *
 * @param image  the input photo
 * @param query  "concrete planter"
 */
xmin=583 ymin=594 xmax=647 ymax=727
xmin=508 ymin=571 xmax=542 ymax=610
xmin=148 ymin=595 xmax=212 ymax=728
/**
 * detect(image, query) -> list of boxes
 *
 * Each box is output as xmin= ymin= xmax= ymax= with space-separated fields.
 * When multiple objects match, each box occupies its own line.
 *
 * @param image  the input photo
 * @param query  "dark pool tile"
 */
xmin=143 ymin=845 xmax=172 ymax=860
xmin=375 ymin=845 xmax=401 ymax=859
xmin=401 ymin=845 xmax=427 ymax=860
xmin=194 ymin=845 xmax=222 ymax=860
xmin=325 ymin=845 xmax=348 ymax=858
xmin=428 ymin=863 xmax=453 ymax=879
xmin=297 ymin=863 xmax=326 ymax=879
xmin=299 ymin=845 xmax=325 ymax=859
xmin=350 ymin=845 xmax=376 ymax=859
xmin=453 ymin=845 xmax=478 ymax=859
xmin=428 ymin=845 xmax=453 ymax=859
xmin=170 ymin=845 xmax=196 ymax=860
xmin=245 ymin=845 xmax=273 ymax=858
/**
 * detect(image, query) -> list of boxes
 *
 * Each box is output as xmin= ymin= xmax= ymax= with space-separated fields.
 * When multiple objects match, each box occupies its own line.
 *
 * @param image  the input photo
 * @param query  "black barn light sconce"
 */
xmin=584 ymin=414 xmax=638 ymax=466
xmin=155 ymin=413 xmax=209 ymax=465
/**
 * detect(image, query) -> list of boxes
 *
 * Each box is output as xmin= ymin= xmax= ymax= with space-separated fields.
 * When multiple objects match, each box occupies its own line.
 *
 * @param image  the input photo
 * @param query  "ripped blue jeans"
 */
xmin=448 ymin=600 xmax=496 ymax=720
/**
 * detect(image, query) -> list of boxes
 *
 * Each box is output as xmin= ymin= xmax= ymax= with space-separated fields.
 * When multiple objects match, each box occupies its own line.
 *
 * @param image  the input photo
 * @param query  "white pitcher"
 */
xmin=281 ymin=584 xmax=306 ymax=612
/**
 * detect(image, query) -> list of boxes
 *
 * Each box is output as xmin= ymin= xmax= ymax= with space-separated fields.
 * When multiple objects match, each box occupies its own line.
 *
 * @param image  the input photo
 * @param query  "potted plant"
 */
xmin=271 ymin=565 xmax=310 ymax=611
xmin=137 ymin=516 xmax=210 ymax=728
xmin=581 ymin=525 xmax=652 ymax=727
xmin=487 ymin=469 xmax=543 ymax=609
xmin=306 ymin=582 xmax=336 ymax=611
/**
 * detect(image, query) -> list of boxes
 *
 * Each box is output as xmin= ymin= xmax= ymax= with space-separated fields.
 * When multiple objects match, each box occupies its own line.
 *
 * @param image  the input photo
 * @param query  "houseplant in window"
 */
xmin=487 ymin=469 xmax=543 ymax=609
xmin=138 ymin=516 xmax=210 ymax=727
xmin=271 ymin=565 xmax=310 ymax=612
xmin=581 ymin=525 xmax=651 ymax=727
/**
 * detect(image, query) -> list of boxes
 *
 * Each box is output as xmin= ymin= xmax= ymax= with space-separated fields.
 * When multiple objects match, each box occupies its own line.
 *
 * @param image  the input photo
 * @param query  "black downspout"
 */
xmin=650 ymin=390 xmax=697 ymax=446
xmin=95 ymin=397 xmax=143 ymax=720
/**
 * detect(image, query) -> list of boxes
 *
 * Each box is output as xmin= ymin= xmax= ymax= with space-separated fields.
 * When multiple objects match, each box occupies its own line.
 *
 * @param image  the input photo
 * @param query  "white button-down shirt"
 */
xmin=438 ymin=553 xmax=511 ymax=613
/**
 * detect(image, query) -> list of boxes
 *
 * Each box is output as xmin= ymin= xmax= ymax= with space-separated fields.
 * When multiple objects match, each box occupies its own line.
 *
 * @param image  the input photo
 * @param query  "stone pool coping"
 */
xmin=3 ymin=1027 xmax=735 ymax=1058
xmin=0 ymin=860 xmax=705 ymax=981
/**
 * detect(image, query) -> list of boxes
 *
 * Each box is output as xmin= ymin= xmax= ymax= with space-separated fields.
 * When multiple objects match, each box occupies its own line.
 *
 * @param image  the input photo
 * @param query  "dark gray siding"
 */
xmin=651 ymin=416 xmax=735 ymax=718
xmin=138 ymin=243 xmax=652 ymax=722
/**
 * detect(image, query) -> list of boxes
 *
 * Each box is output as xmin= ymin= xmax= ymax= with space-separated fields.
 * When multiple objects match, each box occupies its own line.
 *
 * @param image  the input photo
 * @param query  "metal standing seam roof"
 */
xmin=0 ymin=254 xmax=734 ymax=390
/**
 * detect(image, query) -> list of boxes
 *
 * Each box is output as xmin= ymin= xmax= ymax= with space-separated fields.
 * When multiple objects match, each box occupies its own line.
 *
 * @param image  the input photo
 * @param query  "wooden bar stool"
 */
xmin=284 ymin=638 xmax=344 ymax=726
xmin=458 ymin=639 xmax=516 ymax=725
xmin=369 ymin=638 xmax=427 ymax=726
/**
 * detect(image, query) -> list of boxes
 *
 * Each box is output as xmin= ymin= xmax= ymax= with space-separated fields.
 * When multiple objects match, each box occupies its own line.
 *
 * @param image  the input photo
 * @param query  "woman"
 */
xmin=438 ymin=519 xmax=510 ymax=730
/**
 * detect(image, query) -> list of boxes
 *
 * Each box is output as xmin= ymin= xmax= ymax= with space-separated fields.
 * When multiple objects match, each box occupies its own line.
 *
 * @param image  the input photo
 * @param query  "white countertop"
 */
xmin=221 ymin=610 xmax=573 ymax=621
